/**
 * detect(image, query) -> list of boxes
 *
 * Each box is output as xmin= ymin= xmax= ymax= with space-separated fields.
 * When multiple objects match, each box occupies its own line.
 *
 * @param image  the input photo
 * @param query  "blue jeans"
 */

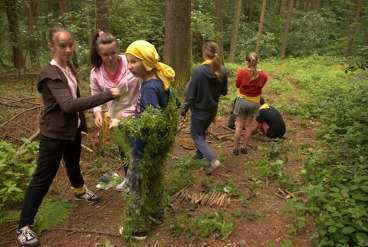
xmin=18 ymin=129 xmax=84 ymax=228
xmin=190 ymin=109 xmax=217 ymax=162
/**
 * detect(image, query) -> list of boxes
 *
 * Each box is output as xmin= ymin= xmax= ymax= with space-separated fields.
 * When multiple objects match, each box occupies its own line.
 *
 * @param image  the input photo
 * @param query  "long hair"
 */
xmin=246 ymin=52 xmax=260 ymax=81
xmin=90 ymin=30 xmax=118 ymax=69
xmin=48 ymin=27 xmax=80 ymax=83
xmin=203 ymin=42 xmax=223 ymax=82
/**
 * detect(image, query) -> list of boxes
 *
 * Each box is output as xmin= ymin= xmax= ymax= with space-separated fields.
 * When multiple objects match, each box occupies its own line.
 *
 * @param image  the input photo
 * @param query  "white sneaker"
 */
xmin=205 ymin=159 xmax=221 ymax=175
xmin=116 ymin=178 xmax=127 ymax=192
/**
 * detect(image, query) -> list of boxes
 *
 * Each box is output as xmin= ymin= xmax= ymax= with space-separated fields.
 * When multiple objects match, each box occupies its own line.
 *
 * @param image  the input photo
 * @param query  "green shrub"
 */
xmin=0 ymin=139 xmax=38 ymax=210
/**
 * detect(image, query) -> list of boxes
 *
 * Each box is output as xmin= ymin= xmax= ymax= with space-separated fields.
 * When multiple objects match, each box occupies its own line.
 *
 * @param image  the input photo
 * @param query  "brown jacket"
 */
xmin=37 ymin=63 xmax=114 ymax=140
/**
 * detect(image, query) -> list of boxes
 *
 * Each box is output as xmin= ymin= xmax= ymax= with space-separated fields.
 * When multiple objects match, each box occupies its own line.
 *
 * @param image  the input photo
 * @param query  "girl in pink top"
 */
xmin=233 ymin=52 xmax=268 ymax=155
xmin=89 ymin=30 xmax=140 ymax=178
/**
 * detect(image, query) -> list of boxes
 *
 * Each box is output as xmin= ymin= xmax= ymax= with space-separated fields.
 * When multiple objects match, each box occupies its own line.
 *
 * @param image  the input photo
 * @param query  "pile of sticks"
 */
xmin=173 ymin=188 xmax=231 ymax=208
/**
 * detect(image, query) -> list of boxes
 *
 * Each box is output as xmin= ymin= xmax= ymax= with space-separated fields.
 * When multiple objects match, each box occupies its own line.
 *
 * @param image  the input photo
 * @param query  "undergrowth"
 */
xmin=271 ymin=56 xmax=368 ymax=246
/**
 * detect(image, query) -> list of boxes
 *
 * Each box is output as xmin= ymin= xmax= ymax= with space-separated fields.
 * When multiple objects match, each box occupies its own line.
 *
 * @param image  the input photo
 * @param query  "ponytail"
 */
xmin=203 ymin=42 xmax=223 ymax=82
xmin=246 ymin=52 xmax=260 ymax=81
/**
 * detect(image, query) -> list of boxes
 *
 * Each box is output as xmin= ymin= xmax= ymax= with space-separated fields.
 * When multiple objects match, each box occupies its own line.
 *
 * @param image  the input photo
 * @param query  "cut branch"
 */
xmin=0 ymin=105 xmax=42 ymax=128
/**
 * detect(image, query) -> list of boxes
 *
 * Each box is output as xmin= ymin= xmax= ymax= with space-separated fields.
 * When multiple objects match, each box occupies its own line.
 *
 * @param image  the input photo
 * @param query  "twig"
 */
xmin=221 ymin=165 xmax=231 ymax=171
xmin=0 ymin=105 xmax=42 ymax=128
xmin=81 ymin=144 xmax=93 ymax=153
xmin=172 ymin=183 xmax=192 ymax=199
xmin=53 ymin=227 xmax=120 ymax=237
xmin=0 ymin=226 xmax=16 ymax=236
xmin=274 ymin=192 xmax=286 ymax=201
xmin=212 ymin=121 xmax=234 ymax=132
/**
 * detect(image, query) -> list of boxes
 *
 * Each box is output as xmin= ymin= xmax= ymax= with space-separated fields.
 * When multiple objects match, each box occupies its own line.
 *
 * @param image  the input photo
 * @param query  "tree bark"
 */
xmin=164 ymin=0 xmax=192 ymax=96
xmin=280 ymin=0 xmax=294 ymax=59
xmin=97 ymin=0 xmax=110 ymax=32
xmin=26 ymin=0 xmax=39 ymax=68
xmin=248 ymin=0 xmax=254 ymax=22
xmin=215 ymin=0 xmax=224 ymax=63
xmin=256 ymin=0 xmax=267 ymax=54
xmin=344 ymin=0 xmax=364 ymax=57
xmin=4 ymin=0 xmax=25 ymax=73
xmin=277 ymin=0 xmax=282 ymax=14
xmin=229 ymin=0 xmax=242 ymax=63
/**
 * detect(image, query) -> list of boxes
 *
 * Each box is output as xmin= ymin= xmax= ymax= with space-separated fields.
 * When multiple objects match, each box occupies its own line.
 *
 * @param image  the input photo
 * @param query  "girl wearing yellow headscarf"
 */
xmin=120 ymin=40 xmax=176 ymax=240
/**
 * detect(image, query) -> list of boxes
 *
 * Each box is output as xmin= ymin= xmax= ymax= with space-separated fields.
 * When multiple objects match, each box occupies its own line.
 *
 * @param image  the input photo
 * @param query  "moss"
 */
xmin=113 ymin=91 xmax=180 ymax=237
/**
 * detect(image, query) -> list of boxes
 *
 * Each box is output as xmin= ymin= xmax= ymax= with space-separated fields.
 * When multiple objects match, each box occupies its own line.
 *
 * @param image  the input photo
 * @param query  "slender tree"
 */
xmin=97 ymin=0 xmax=110 ymax=32
xmin=4 ymin=0 xmax=24 ymax=73
xmin=344 ymin=0 xmax=364 ymax=57
xmin=215 ymin=0 xmax=224 ymax=62
xmin=280 ymin=0 xmax=294 ymax=59
xmin=229 ymin=0 xmax=242 ymax=63
xmin=25 ymin=0 xmax=39 ymax=68
xmin=256 ymin=0 xmax=267 ymax=54
xmin=164 ymin=0 xmax=192 ymax=96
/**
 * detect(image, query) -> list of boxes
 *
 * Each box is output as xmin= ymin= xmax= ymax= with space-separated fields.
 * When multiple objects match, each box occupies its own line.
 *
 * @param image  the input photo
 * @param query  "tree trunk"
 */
xmin=277 ymin=0 xmax=282 ymax=14
xmin=256 ymin=0 xmax=267 ymax=54
xmin=5 ymin=0 xmax=25 ymax=73
xmin=248 ymin=0 xmax=254 ymax=22
xmin=97 ymin=0 xmax=110 ymax=32
xmin=164 ymin=0 xmax=192 ymax=97
xmin=315 ymin=0 xmax=321 ymax=11
xmin=344 ymin=0 xmax=364 ymax=57
xmin=26 ymin=0 xmax=39 ymax=68
xmin=280 ymin=0 xmax=294 ymax=59
xmin=229 ymin=0 xmax=242 ymax=63
xmin=215 ymin=0 xmax=224 ymax=63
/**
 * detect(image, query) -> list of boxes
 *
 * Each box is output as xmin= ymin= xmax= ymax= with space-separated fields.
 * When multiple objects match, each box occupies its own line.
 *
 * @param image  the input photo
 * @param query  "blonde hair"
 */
xmin=246 ymin=52 xmax=259 ymax=81
xmin=203 ymin=42 xmax=223 ymax=82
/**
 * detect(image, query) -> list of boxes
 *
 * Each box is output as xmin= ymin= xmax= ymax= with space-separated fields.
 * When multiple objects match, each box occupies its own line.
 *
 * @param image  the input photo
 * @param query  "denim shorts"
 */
xmin=233 ymin=96 xmax=260 ymax=117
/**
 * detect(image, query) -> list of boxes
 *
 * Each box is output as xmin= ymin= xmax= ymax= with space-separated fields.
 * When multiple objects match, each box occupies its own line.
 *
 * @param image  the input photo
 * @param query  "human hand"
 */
xmin=109 ymin=118 xmax=120 ymax=129
xmin=94 ymin=112 xmax=103 ymax=128
xmin=110 ymin=87 xmax=121 ymax=98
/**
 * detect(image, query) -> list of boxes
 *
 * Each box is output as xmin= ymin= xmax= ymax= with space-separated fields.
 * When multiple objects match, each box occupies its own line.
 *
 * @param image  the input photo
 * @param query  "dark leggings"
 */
xmin=18 ymin=129 xmax=84 ymax=228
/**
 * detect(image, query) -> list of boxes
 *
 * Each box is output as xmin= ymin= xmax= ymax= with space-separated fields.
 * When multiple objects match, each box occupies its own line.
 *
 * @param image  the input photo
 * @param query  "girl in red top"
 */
xmin=233 ymin=52 xmax=268 ymax=155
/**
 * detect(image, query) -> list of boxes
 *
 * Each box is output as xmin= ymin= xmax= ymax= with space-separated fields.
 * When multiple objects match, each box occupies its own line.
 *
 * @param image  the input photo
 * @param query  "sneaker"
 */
xmin=115 ymin=178 xmax=127 ymax=192
xmin=74 ymin=187 xmax=100 ymax=204
xmin=192 ymin=152 xmax=204 ymax=160
xmin=232 ymin=148 xmax=239 ymax=155
xmin=240 ymin=147 xmax=248 ymax=154
xmin=131 ymin=229 xmax=147 ymax=241
xmin=205 ymin=159 xmax=221 ymax=175
xmin=119 ymin=227 xmax=147 ymax=241
xmin=16 ymin=225 xmax=39 ymax=247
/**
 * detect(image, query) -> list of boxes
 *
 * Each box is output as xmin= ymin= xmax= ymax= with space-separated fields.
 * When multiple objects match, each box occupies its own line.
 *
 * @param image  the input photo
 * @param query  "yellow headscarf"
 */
xmin=125 ymin=40 xmax=175 ymax=91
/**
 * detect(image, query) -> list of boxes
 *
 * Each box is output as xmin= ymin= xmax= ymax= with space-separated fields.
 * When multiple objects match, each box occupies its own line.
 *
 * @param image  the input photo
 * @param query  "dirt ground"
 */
xmin=0 ymin=76 xmax=316 ymax=247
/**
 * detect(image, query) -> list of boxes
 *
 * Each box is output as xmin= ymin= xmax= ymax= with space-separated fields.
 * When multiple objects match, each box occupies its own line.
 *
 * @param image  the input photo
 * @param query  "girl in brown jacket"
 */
xmin=16 ymin=27 xmax=120 ymax=247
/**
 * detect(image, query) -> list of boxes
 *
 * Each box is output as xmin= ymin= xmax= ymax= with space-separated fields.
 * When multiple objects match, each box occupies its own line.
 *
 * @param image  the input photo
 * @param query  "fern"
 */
xmin=34 ymin=197 xmax=77 ymax=233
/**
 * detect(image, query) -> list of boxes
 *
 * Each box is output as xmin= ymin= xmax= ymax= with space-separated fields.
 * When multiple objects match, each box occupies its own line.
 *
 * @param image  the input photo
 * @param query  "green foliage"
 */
xmin=231 ymin=210 xmax=262 ymax=222
xmin=114 ymin=91 xmax=180 ymax=237
xmin=213 ymin=179 xmax=242 ymax=199
xmin=169 ymin=210 xmax=235 ymax=241
xmin=273 ymin=57 xmax=368 ymax=246
xmin=0 ymin=140 xmax=38 ymax=210
xmin=166 ymin=158 xmax=195 ymax=197
xmin=0 ymin=210 xmax=20 ymax=226
xmin=34 ymin=197 xmax=77 ymax=233
xmin=246 ymin=140 xmax=291 ymax=185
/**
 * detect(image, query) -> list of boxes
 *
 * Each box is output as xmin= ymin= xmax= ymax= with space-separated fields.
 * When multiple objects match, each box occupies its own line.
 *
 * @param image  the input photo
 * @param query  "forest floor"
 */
xmin=0 ymin=73 xmax=316 ymax=247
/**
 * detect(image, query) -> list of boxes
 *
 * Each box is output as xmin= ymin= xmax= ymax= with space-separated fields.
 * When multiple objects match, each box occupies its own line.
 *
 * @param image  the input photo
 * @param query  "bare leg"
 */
xmin=234 ymin=115 xmax=244 ymax=150
xmin=242 ymin=115 xmax=254 ymax=148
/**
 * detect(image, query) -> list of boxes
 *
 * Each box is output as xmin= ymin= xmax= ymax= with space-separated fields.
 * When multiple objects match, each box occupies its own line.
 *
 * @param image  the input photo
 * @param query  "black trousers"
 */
xmin=18 ymin=128 xmax=84 ymax=228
